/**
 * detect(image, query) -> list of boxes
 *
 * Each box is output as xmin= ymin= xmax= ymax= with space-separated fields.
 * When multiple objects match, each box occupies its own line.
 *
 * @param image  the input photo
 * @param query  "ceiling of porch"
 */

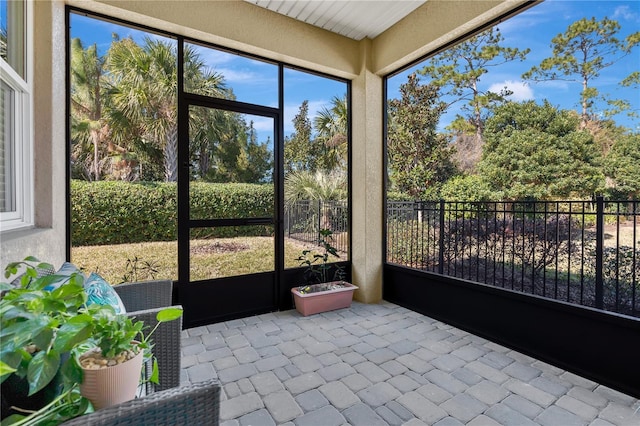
xmin=243 ymin=0 xmax=428 ymax=40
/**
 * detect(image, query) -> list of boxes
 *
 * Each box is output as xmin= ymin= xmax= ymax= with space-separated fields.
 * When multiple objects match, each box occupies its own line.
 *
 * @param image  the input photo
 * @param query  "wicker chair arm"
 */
xmin=126 ymin=306 xmax=183 ymax=391
xmin=61 ymin=379 xmax=220 ymax=426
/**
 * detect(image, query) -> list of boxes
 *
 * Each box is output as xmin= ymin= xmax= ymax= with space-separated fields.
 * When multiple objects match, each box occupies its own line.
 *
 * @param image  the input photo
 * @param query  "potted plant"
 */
xmin=0 ymin=257 xmax=182 ymax=424
xmin=0 ymin=258 xmax=90 ymax=424
xmin=75 ymin=304 xmax=182 ymax=410
xmin=291 ymin=229 xmax=358 ymax=316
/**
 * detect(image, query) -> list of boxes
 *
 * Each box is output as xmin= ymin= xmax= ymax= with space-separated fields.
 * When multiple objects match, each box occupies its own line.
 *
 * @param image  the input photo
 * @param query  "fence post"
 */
xmin=317 ymin=199 xmax=322 ymax=238
xmin=595 ymin=196 xmax=604 ymax=310
xmin=439 ymin=199 xmax=445 ymax=275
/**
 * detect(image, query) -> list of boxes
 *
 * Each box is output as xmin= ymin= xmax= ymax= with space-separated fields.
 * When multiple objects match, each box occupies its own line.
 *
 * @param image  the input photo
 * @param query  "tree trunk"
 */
xmin=91 ymin=129 xmax=100 ymax=181
xmin=164 ymin=126 xmax=178 ymax=182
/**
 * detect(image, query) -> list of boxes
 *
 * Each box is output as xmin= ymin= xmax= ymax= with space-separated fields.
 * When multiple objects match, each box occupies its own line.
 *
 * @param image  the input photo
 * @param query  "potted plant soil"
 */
xmin=291 ymin=229 xmax=358 ymax=316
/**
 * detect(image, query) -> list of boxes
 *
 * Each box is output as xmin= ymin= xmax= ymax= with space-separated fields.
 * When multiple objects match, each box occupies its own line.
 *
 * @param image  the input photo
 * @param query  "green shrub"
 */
xmin=71 ymin=180 xmax=273 ymax=246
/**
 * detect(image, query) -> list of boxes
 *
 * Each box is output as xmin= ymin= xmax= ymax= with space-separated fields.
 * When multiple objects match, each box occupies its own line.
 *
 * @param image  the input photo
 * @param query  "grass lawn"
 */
xmin=71 ymin=237 xmax=337 ymax=284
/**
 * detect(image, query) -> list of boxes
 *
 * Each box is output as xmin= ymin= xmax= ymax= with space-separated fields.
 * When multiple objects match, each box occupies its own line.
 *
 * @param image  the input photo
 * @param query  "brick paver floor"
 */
xmin=180 ymin=301 xmax=639 ymax=425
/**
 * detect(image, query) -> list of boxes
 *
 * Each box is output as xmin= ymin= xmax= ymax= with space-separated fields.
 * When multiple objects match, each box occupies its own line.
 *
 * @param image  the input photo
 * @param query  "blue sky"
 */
xmin=69 ymin=14 xmax=346 ymax=140
xmin=388 ymin=0 xmax=640 ymax=132
xmin=69 ymin=0 xmax=638 ymax=138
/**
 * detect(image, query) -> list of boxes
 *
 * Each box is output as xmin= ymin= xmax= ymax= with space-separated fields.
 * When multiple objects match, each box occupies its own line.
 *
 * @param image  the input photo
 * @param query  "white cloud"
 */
xmin=527 ymin=79 xmax=570 ymax=91
xmin=249 ymin=117 xmax=275 ymax=133
xmin=217 ymin=68 xmax=260 ymax=83
xmin=613 ymin=5 xmax=639 ymax=22
xmin=488 ymin=80 xmax=534 ymax=101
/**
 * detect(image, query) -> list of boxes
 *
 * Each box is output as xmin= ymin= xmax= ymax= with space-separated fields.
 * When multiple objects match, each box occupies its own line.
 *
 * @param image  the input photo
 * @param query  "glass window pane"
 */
xmin=2 ymin=0 xmax=25 ymax=79
xmin=69 ymin=13 xmax=178 ymax=283
xmin=0 ymin=80 xmax=15 ymax=213
xmin=70 ymin=181 xmax=178 ymax=282
xmin=184 ymin=42 xmax=278 ymax=107
xmin=190 ymin=226 xmax=274 ymax=281
xmin=188 ymin=106 xmax=274 ymax=220
xmin=283 ymin=68 xmax=349 ymax=268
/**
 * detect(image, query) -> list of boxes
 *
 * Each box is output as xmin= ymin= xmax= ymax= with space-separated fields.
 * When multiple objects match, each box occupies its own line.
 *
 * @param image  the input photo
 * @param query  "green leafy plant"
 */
xmin=79 ymin=303 xmax=182 ymax=386
xmin=296 ymin=229 xmax=345 ymax=286
xmin=0 ymin=258 xmax=89 ymax=396
xmin=0 ymin=257 xmax=182 ymax=425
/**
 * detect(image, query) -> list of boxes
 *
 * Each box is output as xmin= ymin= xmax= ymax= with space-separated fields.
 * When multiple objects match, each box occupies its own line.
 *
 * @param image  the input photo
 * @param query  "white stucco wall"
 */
xmin=0 ymin=0 xmax=67 ymax=272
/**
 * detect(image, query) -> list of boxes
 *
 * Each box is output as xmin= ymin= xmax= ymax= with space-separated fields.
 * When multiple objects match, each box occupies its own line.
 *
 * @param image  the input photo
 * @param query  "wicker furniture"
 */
xmin=61 ymin=379 xmax=220 ymax=425
xmin=113 ymin=280 xmax=182 ymax=392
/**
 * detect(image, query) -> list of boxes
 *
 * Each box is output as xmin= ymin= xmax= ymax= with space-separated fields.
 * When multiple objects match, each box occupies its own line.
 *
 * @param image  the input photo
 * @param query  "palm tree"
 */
xmin=313 ymin=95 xmax=348 ymax=173
xmin=107 ymin=37 xmax=228 ymax=182
xmin=285 ymin=170 xmax=346 ymax=230
xmin=70 ymin=38 xmax=109 ymax=181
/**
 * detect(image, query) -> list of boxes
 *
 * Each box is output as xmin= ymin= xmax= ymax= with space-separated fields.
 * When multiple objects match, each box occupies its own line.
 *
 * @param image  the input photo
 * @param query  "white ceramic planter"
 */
xmin=291 ymin=281 xmax=358 ymax=316
xmin=79 ymin=347 xmax=144 ymax=410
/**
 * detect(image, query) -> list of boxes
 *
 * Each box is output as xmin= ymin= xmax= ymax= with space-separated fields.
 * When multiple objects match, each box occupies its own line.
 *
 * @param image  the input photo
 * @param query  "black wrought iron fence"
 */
xmin=284 ymin=200 xmax=348 ymax=254
xmin=387 ymin=197 xmax=639 ymax=317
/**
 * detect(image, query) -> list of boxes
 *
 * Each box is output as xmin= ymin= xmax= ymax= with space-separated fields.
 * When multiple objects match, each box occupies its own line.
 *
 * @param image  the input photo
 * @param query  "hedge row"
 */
xmin=71 ymin=180 xmax=274 ymax=246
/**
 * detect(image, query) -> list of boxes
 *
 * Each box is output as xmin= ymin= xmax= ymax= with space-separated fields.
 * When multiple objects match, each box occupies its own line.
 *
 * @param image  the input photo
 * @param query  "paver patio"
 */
xmin=180 ymin=301 xmax=639 ymax=425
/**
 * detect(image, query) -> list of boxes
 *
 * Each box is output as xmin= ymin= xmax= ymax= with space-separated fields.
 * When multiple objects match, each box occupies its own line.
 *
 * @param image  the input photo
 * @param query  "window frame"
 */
xmin=0 ymin=0 xmax=33 ymax=231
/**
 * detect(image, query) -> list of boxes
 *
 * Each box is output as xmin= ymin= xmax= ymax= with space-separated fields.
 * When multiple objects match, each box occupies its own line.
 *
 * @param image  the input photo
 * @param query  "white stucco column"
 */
xmin=350 ymin=38 xmax=383 ymax=303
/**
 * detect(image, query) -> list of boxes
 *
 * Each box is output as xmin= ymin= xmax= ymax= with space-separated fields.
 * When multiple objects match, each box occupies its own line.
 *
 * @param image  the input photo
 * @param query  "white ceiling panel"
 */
xmin=245 ymin=0 xmax=428 ymax=40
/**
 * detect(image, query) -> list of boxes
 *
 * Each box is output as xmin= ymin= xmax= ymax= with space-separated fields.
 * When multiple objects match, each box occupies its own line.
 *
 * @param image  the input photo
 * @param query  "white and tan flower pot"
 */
xmin=79 ymin=346 xmax=144 ymax=410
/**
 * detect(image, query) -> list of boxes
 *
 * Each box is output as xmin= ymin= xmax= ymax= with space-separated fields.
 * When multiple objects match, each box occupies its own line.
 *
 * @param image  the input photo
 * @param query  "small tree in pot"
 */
xmin=292 ymin=230 xmax=357 ymax=315
xmin=296 ymin=229 xmax=346 ymax=292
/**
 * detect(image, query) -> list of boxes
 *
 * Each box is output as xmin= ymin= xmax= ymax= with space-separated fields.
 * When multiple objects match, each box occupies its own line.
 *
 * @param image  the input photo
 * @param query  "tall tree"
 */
xmin=478 ymin=100 xmax=604 ymax=200
xmin=70 ymin=38 xmax=108 ymax=181
xmin=242 ymin=121 xmax=273 ymax=183
xmin=284 ymin=100 xmax=313 ymax=173
xmin=523 ymin=17 xmax=640 ymax=128
xmin=387 ymin=73 xmax=456 ymax=199
xmin=418 ymin=27 xmax=529 ymax=142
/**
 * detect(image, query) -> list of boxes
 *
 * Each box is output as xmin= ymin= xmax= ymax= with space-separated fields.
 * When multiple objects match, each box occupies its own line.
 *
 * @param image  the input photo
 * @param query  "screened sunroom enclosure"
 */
xmin=31 ymin=0 xmax=633 ymax=400
xmin=67 ymin=9 xmax=352 ymax=327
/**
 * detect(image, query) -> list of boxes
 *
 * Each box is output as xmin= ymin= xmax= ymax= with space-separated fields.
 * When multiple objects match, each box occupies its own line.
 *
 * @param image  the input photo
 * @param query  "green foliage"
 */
xmin=0 ymin=385 xmax=90 ymax=426
xmin=194 ymin=116 xmax=273 ymax=184
xmin=313 ymin=95 xmax=348 ymax=173
xmin=284 ymin=170 xmax=346 ymax=206
xmin=604 ymin=133 xmax=640 ymax=199
xmin=285 ymin=96 xmax=348 ymax=175
xmin=387 ymin=73 xmax=457 ymax=199
xmin=71 ymin=180 xmax=274 ymax=246
xmin=522 ymin=17 xmax=640 ymax=126
xmin=296 ymin=229 xmax=345 ymax=285
xmin=478 ymin=100 xmax=604 ymax=200
xmin=71 ymin=35 xmax=275 ymax=184
xmin=440 ymin=175 xmax=496 ymax=202
xmin=0 ymin=258 xmax=182 ymax=425
xmin=284 ymin=100 xmax=314 ymax=173
xmin=386 ymin=191 xmax=411 ymax=201
xmin=69 ymin=38 xmax=109 ymax=182
xmin=419 ymin=26 xmax=529 ymax=139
